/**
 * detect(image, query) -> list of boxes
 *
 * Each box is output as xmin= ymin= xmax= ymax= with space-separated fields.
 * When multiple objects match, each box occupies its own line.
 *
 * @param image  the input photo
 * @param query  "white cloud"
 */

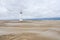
xmin=0 ymin=0 xmax=60 ymax=19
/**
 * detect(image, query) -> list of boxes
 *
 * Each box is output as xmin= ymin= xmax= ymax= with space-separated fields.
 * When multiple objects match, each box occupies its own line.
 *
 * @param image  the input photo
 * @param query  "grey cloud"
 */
xmin=0 ymin=0 xmax=60 ymax=19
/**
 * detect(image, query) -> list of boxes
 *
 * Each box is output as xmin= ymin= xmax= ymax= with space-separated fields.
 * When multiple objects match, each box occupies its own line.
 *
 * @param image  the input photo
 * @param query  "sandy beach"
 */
xmin=0 ymin=20 xmax=60 ymax=40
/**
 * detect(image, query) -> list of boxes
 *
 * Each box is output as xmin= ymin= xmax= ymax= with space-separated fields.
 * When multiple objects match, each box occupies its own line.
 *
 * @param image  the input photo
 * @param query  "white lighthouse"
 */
xmin=19 ymin=11 xmax=23 ymax=21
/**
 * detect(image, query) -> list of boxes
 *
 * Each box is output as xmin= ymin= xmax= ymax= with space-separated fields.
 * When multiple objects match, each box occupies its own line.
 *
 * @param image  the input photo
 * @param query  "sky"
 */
xmin=0 ymin=0 xmax=60 ymax=19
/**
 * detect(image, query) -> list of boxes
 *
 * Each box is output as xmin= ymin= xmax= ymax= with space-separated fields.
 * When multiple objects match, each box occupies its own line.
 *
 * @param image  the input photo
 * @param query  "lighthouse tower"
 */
xmin=19 ymin=11 xmax=23 ymax=21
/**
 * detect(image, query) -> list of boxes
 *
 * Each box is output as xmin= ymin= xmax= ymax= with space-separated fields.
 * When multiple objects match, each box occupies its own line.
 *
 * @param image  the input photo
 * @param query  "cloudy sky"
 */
xmin=0 ymin=0 xmax=60 ymax=19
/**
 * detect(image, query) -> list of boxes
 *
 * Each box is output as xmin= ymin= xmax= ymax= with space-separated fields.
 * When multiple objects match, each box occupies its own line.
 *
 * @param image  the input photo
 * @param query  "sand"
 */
xmin=0 ymin=33 xmax=57 ymax=40
xmin=0 ymin=20 xmax=60 ymax=40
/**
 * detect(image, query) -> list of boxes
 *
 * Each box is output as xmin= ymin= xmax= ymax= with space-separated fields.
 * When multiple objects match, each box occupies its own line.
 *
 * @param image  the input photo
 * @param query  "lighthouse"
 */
xmin=19 ymin=11 xmax=23 ymax=21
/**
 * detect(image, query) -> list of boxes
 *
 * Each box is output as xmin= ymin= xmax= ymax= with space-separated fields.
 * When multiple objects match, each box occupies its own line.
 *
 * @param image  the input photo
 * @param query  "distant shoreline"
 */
xmin=0 ymin=18 xmax=60 ymax=20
